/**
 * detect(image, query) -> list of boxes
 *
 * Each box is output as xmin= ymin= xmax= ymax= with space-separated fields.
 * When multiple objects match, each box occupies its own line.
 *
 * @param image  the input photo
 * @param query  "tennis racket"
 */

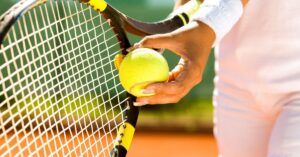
xmin=0 ymin=0 xmax=200 ymax=156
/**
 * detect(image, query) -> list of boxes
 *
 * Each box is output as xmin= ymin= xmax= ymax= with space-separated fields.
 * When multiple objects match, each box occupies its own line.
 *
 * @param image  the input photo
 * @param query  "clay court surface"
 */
xmin=1 ymin=131 xmax=217 ymax=157
xmin=128 ymin=132 xmax=218 ymax=157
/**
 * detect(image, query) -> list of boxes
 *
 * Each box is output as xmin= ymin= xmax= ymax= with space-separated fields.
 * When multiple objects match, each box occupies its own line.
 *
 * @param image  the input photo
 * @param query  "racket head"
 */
xmin=0 ymin=0 xmax=200 ymax=156
xmin=0 ymin=0 xmax=136 ymax=156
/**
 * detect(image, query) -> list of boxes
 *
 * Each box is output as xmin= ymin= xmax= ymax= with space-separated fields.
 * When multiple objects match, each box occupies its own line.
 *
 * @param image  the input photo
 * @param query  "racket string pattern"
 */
xmin=0 ymin=1 xmax=128 ymax=156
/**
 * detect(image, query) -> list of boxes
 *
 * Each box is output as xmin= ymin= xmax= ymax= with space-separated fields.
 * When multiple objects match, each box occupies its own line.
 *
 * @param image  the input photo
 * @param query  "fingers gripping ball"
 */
xmin=117 ymin=48 xmax=169 ymax=97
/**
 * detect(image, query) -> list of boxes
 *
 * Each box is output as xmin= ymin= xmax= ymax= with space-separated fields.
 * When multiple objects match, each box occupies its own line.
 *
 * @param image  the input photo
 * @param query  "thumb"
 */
xmin=131 ymin=34 xmax=185 ymax=57
xmin=138 ymin=34 xmax=174 ymax=49
xmin=128 ymin=33 xmax=188 ymax=59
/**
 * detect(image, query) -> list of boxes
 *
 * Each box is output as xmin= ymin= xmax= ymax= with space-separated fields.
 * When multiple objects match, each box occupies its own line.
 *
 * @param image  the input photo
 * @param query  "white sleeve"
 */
xmin=191 ymin=0 xmax=244 ymax=46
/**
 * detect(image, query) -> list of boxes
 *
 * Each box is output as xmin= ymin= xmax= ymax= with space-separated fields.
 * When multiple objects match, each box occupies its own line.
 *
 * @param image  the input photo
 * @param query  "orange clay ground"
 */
xmin=0 ymin=132 xmax=217 ymax=157
xmin=128 ymin=132 xmax=218 ymax=157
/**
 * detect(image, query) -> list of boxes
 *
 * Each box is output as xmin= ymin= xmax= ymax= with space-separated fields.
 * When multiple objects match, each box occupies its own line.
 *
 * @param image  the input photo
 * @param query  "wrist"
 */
xmin=192 ymin=21 xmax=216 ymax=48
xmin=171 ymin=21 xmax=214 ymax=69
xmin=190 ymin=21 xmax=214 ymax=71
xmin=174 ymin=21 xmax=215 ymax=51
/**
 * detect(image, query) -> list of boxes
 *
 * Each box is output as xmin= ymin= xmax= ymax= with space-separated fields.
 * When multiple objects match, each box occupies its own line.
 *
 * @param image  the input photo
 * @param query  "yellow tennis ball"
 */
xmin=119 ymin=48 xmax=169 ymax=97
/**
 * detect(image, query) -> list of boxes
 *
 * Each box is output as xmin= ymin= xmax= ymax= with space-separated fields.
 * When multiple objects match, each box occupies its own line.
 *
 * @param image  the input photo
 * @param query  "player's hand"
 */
xmin=132 ymin=21 xmax=215 ymax=106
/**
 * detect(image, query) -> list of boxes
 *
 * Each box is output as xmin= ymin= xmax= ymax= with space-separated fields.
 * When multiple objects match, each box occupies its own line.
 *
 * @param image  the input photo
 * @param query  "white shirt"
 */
xmin=216 ymin=0 xmax=300 ymax=93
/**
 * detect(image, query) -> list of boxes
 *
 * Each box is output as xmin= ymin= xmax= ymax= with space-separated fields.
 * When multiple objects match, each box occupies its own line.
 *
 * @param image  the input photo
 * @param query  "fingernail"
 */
xmin=126 ymin=46 xmax=134 ymax=52
xmin=133 ymin=101 xmax=148 ymax=106
xmin=140 ymin=89 xmax=155 ymax=94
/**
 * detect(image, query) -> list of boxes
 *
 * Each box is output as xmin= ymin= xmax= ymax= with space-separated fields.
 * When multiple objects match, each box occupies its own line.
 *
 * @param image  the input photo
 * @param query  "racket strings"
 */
xmin=4 ymin=7 xmax=120 ymax=129
xmin=0 ymin=1 xmax=127 ymax=157
xmin=0 ymin=39 xmax=120 ymax=111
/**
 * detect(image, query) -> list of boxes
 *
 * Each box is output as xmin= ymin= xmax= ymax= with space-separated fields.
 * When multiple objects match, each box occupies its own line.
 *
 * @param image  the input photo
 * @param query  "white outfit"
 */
xmin=213 ymin=0 xmax=300 ymax=157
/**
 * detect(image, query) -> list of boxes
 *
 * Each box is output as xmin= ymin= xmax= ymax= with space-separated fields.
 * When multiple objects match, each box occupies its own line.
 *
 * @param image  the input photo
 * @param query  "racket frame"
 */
xmin=0 ymin=0 xmax=200 ymax=156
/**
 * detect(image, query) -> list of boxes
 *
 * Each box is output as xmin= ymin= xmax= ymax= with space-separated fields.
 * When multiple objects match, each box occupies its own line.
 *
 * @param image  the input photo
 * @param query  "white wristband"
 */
xmin=191 ymin=0 xmax=243 ymax=46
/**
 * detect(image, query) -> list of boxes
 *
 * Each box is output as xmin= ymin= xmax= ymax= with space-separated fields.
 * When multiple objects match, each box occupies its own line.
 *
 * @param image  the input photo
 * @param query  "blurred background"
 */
xmin=0 ymin=0 xmax=217 ymax=156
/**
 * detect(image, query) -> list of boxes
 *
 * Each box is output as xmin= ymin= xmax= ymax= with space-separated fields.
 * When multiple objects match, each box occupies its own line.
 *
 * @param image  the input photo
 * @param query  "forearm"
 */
xmin=181 ymin=21 xmax=215 ymax=68
xmin=173 ymin=21 xmax=215 ymax=55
